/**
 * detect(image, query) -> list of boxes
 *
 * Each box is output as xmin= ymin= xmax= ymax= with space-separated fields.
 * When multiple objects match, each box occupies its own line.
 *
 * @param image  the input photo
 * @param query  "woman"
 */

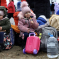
xmin=50 ymin=2 xmax=55 ymax=15
xmin=7 ymin=0 xmax=15 ymax=19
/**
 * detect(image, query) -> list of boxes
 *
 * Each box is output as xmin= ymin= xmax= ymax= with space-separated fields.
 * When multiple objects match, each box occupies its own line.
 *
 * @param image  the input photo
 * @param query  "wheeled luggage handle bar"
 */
xmin=29 ymin=33 xmax=36 ymax=37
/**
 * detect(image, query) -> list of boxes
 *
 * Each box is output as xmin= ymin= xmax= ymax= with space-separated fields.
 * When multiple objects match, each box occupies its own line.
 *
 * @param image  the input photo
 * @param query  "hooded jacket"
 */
xmin=7 ymin=1 xmax=15 ymax=13
xmin=49 ymin=14 xmax=59 ymax=31
xmin=0 ymin=6 xmax=11 ymax=34
xmin=13 ymin=12 xmax=20 ymax=26
xmin=18 ymin=11 xmax=39 ymax=33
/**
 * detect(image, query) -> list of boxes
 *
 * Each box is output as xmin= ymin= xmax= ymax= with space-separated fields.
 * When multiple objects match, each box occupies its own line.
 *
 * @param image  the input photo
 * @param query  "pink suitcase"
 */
xmin=23 ymin=33 xmax=40 ymax=54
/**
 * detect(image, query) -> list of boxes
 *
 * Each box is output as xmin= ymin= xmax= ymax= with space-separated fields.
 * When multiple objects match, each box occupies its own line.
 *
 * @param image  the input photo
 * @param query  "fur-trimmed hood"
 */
xmin=17 ymin=11 xmax=36 ymax=20
xmin=0 ymin=6 xmax=7 ymax=17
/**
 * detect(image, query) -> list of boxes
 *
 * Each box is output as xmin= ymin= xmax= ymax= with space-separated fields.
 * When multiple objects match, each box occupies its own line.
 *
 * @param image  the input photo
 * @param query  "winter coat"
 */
xmin=0 ymin=6 xmax=11 ymax=34
xmin=11 ymin=24 xmax=20 ymax=33
xmin=21 ymin=0 xmax=26 ymax=2
xmin=13 ymin=11 xmax=20 ymax=26
xmin=18 ymin=11 xmax=39 ymax=35
xmin=50 ymin=4 xmax=55 ymax=11
xmin=0 ymin=0 xmax=7 ymax=9
xmin=37 ymin=17 xmax=47 ymax=26
xmin=7 ymin=1 xmax=15 ymax=13
xmin=25 ymin=0 xmax=50 ymax=18
xmin=49 ymin=14 xmax=59 ymax=31
xmin=36 ymin=15 xmax=49 ymax=32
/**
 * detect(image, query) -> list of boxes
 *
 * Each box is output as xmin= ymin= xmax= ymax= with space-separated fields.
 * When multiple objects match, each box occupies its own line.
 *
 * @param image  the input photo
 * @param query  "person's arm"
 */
xmin=1 ymin=18 xmax=11 ymax=30
xmin=18 ymin=19 xmax=30 ymax=33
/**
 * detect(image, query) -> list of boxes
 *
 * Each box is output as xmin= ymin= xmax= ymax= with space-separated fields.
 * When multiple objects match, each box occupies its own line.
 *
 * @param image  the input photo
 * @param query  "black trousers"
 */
xmin=7 ymin=13 xmax=14 ymax=19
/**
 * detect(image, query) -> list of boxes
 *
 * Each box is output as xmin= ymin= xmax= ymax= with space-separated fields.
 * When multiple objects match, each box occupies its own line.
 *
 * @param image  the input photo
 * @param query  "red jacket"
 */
xmin=21 ymin=0 xmax=26 ymax=2
xmin=0 ymin=0 xmax=7 ymax=8
xmin=13 ymin=11 xmax=20 ymax=26
xmin=7 ymin=1 xmax=15 ymax=13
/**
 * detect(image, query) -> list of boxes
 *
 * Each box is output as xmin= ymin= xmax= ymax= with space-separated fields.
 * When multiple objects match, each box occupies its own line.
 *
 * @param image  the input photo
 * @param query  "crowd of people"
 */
xmin=0 ymin=0 xmax=59 ymax=50
xmin=50 ymin=2 xmax=59 ymax=15
xmin=0 ymin=0 xmax=50 ymax=49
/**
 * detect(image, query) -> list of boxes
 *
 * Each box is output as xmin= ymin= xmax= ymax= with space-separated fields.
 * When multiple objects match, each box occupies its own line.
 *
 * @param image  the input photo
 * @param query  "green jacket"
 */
xmin=0 ymin=6 xmax=11 ymax=34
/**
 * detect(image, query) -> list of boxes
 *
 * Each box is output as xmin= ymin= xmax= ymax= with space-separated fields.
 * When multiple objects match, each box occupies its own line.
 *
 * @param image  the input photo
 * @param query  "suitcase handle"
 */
xmin=29 ymin=33 xmax=35 ymax=37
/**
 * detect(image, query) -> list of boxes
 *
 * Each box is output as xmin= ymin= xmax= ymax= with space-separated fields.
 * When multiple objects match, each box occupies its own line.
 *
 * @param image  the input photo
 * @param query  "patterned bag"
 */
xmin=0 ymin=28 xmax=14 ymax=51
xmin=3 ymin=34 xmax=12 ymax=49
xmin=3 ymin=28 xmax=14 ymax=50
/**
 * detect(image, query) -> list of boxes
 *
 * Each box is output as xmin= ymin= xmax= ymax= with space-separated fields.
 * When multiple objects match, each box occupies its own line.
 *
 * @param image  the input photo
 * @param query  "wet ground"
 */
xmin=0 ymin=46 xmax=59 ymax=59
xmin=0 ymin=46 xmax=48 ymax=59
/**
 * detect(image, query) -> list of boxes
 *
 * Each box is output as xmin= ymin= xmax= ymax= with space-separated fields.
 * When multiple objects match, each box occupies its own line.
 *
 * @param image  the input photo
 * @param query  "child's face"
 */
xmin=24 ymin=11 xmax=31 ymax=18
xmin=0 ymin=15 xmax=3 ymax=20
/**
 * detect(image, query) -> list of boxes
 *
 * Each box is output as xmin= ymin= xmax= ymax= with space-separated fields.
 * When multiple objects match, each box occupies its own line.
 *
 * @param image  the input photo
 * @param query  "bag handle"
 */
xmin=29 ymin=33 xmax=36 ymax=37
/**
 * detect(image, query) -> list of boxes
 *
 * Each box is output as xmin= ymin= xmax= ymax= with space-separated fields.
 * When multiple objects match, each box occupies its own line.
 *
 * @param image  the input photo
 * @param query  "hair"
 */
xmin=12 ymin=0 xmax=14 ymax=1
xmin=52 ymin=2 xmax=54 ymax=4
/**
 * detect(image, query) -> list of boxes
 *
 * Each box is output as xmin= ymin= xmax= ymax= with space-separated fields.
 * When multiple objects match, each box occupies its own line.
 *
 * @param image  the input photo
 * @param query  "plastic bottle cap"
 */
xmin=50 ymin=35 xmax=53 ymax=37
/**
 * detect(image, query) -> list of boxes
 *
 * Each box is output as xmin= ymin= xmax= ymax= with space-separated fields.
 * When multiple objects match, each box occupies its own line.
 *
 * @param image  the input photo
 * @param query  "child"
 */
xmin=18 ymin=1 xmax=39 ymax=48
xmin=13 ymin=1 xmax=21 ymax=26
xmin=0 ymin=6 xmax=11 ymax=34
xmin=12 ymin=1 xmax=21 ymax=45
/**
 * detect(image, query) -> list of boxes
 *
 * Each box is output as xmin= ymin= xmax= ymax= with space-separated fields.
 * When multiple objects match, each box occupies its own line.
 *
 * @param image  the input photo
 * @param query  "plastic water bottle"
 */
xmin=47 ymin=34 xmax=58 ymax=58
xmin=57 ymin=37 xmax=59 ymax=54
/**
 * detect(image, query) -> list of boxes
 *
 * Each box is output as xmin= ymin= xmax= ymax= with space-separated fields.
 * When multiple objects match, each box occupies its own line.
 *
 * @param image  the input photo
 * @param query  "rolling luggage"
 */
xmin=23 ymin=33 xmax=40 ymax=54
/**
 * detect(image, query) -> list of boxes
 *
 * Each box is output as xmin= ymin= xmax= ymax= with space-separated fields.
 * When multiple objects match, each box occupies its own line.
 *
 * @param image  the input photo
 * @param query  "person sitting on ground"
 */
xmin=13 ymin=1 xmax=21 ymax=26
xmin=18 ymin=1 xmax=39 ymax=48
xmin=0 ymin=6 xmax=11 ymax=34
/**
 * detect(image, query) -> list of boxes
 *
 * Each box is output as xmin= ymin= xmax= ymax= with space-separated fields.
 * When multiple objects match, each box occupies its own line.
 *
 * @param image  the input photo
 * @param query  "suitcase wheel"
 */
xmin=33 ymin=49 xmax=37 ymax=54
xmin=23 ymin=48 xmax=26 ymax=54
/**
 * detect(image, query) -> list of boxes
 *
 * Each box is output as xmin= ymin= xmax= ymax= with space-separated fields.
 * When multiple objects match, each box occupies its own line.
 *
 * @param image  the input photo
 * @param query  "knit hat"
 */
xmin=0 ymin=10 xmax=4 ymax=16
xmin=56 ymin=10 xmax=59 ymax=15
xmin=17 ymin=1 xmax=21 ymax=11
xmin=21 ymin=1 xmax=31 ymax=16
xmin=39 ymin=15 xmax=48 ymax=21
xmin=21 ymin=1 xmax=29 ymax=8
xmin=37 ymin=15 xmax=47 ymax=26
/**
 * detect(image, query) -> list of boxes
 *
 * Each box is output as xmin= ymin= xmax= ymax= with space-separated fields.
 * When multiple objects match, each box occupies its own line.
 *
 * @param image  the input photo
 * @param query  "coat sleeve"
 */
xmin=2 ymin=18 xmax=11 ymax=30
xmin=18 ymin=19 xmax=29 ymax=32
